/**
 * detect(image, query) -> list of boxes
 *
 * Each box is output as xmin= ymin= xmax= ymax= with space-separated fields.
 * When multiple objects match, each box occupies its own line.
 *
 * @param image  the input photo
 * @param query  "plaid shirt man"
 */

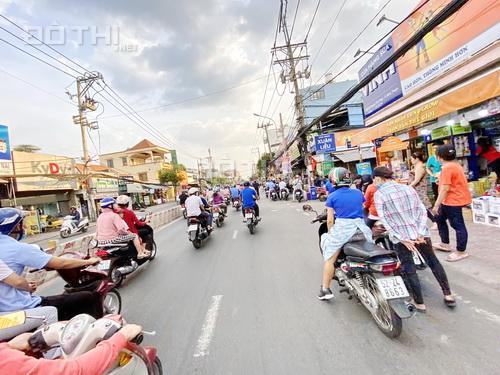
xmin=374 ymin=181 xmax=429 ymax=243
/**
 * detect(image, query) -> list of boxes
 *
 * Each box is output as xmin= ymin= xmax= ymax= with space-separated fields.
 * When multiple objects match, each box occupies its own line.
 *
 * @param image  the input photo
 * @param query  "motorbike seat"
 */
xmin=97 ymin=243 xmax=129 ymax=249
xmin=343 ymin=240 xmax=393 ymax=259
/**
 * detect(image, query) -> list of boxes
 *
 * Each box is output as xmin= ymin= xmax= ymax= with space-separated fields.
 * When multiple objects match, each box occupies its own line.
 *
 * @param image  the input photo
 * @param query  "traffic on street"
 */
xmin=0 ymin=0 xmax=499 ymax=374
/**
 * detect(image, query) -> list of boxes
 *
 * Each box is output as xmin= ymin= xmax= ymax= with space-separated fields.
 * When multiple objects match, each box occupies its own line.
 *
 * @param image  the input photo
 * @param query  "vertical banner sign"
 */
xmin=0 ymin=125 xmax=12 ymax=175
xmin=356 ymin=162 xmax=373 ymax=176
xmin=314 ymin=134 xmax=336 ymax=154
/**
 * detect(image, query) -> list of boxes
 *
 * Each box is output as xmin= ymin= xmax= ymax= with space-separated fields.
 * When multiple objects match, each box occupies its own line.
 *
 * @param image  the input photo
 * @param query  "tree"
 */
xmin=256 ymin=152 xmax=274 ymax=177
xmin=158 ymin=164 xmax=187 ymax=188
xmin=14 ymin=144 xmax=41 ymax=153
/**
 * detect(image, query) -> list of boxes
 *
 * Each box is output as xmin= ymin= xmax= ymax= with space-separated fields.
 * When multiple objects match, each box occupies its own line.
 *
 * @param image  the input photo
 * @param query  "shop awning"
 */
xmin=333 ymin=148 xmax=376 ymax=163
xmin=377 ymin=137 xmax=409 ymax=153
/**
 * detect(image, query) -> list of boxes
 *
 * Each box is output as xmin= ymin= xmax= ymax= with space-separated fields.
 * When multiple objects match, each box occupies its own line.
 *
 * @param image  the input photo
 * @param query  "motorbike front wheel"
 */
xmin=365 ymin=275 xmax=402 ymax=338
xmin=60 ymin=228 xmax=71 ymax=238
xmin=148 ymin=240 xmax=157 ymax=261
xmin=103 ymin=288 xmax=122 ymax=314
xmin=152 ymin=356 xmax=163 ymax=375
xmin=110 ymin=266 xmax=125 ymax=288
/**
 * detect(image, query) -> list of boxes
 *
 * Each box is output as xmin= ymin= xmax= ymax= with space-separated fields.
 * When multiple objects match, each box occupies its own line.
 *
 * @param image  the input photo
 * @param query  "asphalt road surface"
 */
xmin=39 ymin=198 xmax=500 ymax=375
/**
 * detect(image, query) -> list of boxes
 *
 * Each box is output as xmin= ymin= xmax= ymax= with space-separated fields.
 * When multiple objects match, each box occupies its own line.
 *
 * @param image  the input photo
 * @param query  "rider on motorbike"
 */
xmin=95 ymin=197 xmax=150 ymax=259
xmin=0 ymin=323 xmax=143 ymax=375
xmin=115 ymin=195 xmax=150 ymax=240
xmin=178 ymin=190 xmax=189 ymax=206
xmin=212 ymin=188 xmax=227 ymax=215
xmin=230 ymin=185 xmax=241 ymax=204
xmin=0 ymin=208 xmax=103 ymax=322
xmin=241 ymin=182 xmax=260 ymax=220
xmin=278 ymin=178 xmax=288 ymax=199
xmin=69 ymin=206 xmax=81 ymax=229
xmin=292 ymin=175 xmax=305 ymax=201
xmin=185 ymin=187 xmax=213 ymax=230
xmin=318 ymin=168 xmax=373 ymax=300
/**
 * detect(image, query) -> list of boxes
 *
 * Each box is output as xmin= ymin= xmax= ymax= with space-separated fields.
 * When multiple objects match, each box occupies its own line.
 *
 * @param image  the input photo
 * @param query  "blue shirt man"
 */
xmin=230 ymin=187 xmax=240 ymax=199
xmin=241 ymin=187 xmax=257 ymax=208
xmin=0 ymin=235 xmax=51 ymax=312
xmin=325 ymin=187 xmax=364 ymax=219
xmin=266 ymin=181 xmax=276 ymax=190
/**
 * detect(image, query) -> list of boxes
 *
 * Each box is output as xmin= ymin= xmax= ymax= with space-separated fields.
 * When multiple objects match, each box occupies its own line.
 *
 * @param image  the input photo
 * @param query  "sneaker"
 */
xmin=318 ymin=287 xmax=334 ymax=301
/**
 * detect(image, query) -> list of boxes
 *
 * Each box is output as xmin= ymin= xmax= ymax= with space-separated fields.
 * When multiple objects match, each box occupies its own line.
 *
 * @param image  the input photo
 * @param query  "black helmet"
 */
xmin=244 ymin=181 xmax=251 ymax=187
xmin=329 ymin=167 xmax=351 ymax=187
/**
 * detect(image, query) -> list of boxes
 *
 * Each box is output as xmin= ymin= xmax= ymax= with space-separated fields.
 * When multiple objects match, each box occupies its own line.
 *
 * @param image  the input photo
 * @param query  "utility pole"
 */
xmin=273 ymin=0 xmax=310 ymax=179
xmin=279 ymin=112 xmax=285 ymax=143
xmin=257 ymin=122 xmax=273 ymax=154
xmin=73 ymin=72 xmax=102 ymax=222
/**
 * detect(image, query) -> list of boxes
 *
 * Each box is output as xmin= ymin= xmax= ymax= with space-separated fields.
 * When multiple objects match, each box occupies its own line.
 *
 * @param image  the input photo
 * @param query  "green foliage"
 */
xmin=159 ymin=164 xmax=187 ymax=186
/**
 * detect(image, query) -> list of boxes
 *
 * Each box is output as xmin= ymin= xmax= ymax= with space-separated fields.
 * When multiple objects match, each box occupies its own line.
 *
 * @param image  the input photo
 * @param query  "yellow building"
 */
xmin=99 ymin=139 xmax=174 ymax=184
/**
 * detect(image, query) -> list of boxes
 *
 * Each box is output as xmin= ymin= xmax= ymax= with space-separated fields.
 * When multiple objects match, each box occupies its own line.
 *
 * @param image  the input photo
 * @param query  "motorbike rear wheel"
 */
xmin=216 ymin=217 xmax=222 ymax=228
xmin=248 ymin=222 xmax=255 ymax=235
xmin=60 ymin=228 xmax=71 ymax=238
xmin=193 ymin=239 xmax=202 ymax=249
xmin=152 ymin=356 xmax=163 ymax=375
xmin=110 ymin=266 xmax=125 ymax=288
xmin=365 ymin=275 xmax=402 ymax=338
xmin=103 ymin=288 xmax=122 ymax=315
xmin=148 ymin=240 xmax=157 ymax=261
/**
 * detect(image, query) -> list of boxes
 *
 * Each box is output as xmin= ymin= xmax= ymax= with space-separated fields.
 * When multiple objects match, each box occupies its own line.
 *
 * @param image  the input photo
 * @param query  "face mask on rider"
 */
xmin=10 ymin=221 xmax=26 ymax=241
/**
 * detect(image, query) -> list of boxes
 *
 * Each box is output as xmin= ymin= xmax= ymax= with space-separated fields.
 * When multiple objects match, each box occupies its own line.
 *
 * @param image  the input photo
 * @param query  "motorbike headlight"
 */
xmin=118 ymin=351 xmax=133 ymax=367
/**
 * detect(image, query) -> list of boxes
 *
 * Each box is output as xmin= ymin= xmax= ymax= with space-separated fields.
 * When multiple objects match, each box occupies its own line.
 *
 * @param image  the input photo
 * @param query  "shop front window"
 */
xmin=122 ymin=157 xmax=128 ymax=166
xmin=106 ymin=159 xmax=114 ymax=168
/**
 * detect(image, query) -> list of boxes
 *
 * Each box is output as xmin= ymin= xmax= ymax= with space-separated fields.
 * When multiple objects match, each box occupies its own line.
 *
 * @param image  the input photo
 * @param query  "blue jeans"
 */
xmin=436 ymin=205 xmax=468 ymax=251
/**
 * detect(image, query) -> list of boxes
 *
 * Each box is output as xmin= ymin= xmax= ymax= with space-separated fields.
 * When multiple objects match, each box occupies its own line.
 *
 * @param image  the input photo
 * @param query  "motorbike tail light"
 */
xmin=95 ymin=250 xmax=109 ymax=258
xmin=370 ymin=262 xmax=400 ymax=275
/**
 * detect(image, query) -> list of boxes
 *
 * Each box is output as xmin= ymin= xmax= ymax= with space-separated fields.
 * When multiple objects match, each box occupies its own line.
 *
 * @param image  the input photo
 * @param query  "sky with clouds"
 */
xmin=0 ymin=0 xmax=417 ymax=173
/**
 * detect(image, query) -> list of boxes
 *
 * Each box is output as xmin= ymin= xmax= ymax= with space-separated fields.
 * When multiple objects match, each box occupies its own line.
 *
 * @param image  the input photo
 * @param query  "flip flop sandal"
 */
xmin=446 ymin=252 xmax=469 ymax=262
xmin=434 ymin=244 xmax=452 ymax=252
xmin=444 ymin=298 xmax=456 ymax=308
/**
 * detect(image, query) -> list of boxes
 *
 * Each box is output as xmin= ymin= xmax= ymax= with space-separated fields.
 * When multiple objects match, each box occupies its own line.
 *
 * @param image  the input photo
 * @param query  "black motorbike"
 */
xmin=294 ymin=190 xmax=304 ymax=202
xmin=270 ymin=189 xmax=278 ymax=201
xmin=244 ymin=207 xmax=259 ymax=235
xmin=304 ymin=205 xmax=415 ymax=338
xmin=280 ymin=189 xmax=289 ymax=201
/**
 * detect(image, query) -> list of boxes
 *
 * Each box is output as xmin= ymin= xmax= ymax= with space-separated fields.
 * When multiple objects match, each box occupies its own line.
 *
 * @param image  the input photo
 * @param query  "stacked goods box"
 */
xmin=487 ymin=197 xmax=500 ymax=228
xmin=472 ymin=197 xmax=500 ymax=228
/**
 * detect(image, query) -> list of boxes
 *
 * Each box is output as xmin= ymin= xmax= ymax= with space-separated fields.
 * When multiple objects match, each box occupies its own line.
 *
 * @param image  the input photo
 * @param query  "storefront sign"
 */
xmin=94 ymin=178 xmax=119 ymax=193
xmin=0 ymin=125 xmax=12 ymax=175
xmin=314 ymin=134 xmax=336 ymax=153
xmin=288 ymin=141 xmax=301 ymax=161
xmin=356 ymin=162 xmax=373 ymax=176
xmin=322 ymin=161 xmax=334 ymax=175
xmin=431 ymin=126 xmax=452 ymax=140
xmin=14 ymin=151 xmax=77 ymax=191
xmin=451 ymin=123 xmax=472 ymax=135
xmin=358 ymin=0 xmax=498 ymax=117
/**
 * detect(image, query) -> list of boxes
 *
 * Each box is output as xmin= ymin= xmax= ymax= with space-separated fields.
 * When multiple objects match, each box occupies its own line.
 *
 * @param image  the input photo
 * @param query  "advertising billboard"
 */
xmin=314 ymin=134 xmax=336 ymax=154
xmin=0 ymin=125 xmax=12 ymax=175
xmin=359 ymin=0 xmax=499 ymax=117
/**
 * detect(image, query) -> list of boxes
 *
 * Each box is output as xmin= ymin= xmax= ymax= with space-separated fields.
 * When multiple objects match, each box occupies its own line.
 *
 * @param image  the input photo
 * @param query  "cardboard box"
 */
xmin=489 ymin=198 xmax=500 ymax=215
xmin=472 ymin=197 xmax=490 ymax=213
xmin=486 ymin=213 xmax=500 ymax=228
xmin=473 ymin=211 xmax=487 ymax=225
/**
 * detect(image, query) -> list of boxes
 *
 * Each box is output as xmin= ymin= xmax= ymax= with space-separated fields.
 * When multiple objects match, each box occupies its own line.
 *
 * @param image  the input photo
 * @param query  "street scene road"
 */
xmin=39 ymin=198 xmax=500 ymax=375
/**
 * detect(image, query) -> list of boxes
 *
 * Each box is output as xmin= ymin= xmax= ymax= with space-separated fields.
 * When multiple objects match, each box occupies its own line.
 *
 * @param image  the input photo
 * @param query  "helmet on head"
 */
xmin=244 ymin=181 xmax=251 ymax=187
xmin=116 ymin=195 xmax=131 ymax=206
xmin=329 ymin=167 xmax=351 ymax=186
xmin=0 ymin=208 xmax=26 ymax=240
xmin=188 ymin=187 xmax=199 ymax=195
xmin=100 ymin=197 xmax=116 ymax=209
xmin=214 ymin=187 xmax=220 ymax=193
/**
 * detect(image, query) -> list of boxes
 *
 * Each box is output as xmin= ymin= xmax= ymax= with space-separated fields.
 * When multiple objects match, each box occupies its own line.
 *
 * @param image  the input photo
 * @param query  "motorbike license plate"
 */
xmin=376 ymin=276 xmax=409 ymax=300
xmin=188 ymin=225 xmax=198 ymax=232
xmin=213 ymin=212 xmax=219 ymax=218
xmin=97 ymin=260 xmax=111 ymax=271
xmin=245 ymin=213 xmax=253 ymax=219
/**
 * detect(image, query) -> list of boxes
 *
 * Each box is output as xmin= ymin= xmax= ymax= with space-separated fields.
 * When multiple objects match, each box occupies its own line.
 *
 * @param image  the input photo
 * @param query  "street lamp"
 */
xmin=354 ymin=49 xmax=375 ymax=58
xmin=376 ymin=14 xmax=399 ymax=27
xmin=253 ymin=113 xmax=277 ymax=126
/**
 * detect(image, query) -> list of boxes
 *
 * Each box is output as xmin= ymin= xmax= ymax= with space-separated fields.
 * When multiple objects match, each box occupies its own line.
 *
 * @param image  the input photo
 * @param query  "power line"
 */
xmin=289 ymin=0 xmax=301 ymax=41
xmin=304 ymin=0 xmax=322 ymax=42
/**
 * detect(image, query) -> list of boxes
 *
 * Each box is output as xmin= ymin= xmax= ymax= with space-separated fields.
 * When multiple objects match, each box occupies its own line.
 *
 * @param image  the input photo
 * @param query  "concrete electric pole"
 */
xmin=257 ymin=122 xmax=273 ymax=154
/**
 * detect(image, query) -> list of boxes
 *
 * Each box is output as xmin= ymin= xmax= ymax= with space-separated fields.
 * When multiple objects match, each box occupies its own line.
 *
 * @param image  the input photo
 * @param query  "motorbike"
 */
xmin=212 ymin=205 xmax=226 ymax=228
xmin=232 ymin=197 xmax=241 ymax=211
xmin=132 ymin=202 xmax=147 ymax=211
xmin=187 ymin=216 xmax=211 ymax=249
xmin=224 ymin=196 xmax=231 ymax=206
xmin=280 ymin=188 xmax=289 ymax=201
xmin=93 ymin=217 xmax=157 ymax=287
xmin=372 ymin=221 xmax=427 ymax=270
xmin=55 ymin=251 xmax=122 ymax=315
xmin=304 ymin=205 xmax=415 ymax=338
xmin=28 ymin=313 xmax=163 ymax=374
xmin=181 ymin=204 xmax=187 ymax=219
xmin=244 ymin=207 xmax=259 ymax=235
xmin=294 ymin=190 xmax=304 ymax=202
xmin=60 ymin=216 xmax=89 ymax=238
xmin=270 ymin=189 xmax=278 ymax=201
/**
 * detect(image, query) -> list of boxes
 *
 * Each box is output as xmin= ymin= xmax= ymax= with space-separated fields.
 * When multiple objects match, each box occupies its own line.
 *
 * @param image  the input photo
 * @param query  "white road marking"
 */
xmin=232 ymin=230 xmax=238 ymax=239
xmin=194 ymin=295 xmax=223 ymax=358
xmin=272 ymin=209 xmax=278 ymax=212
xmin=455 ymin=295 xmax=500 ymax=325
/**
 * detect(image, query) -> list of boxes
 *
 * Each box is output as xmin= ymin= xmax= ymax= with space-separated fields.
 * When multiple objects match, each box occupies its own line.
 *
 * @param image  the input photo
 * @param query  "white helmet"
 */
xmin=116 ymin=195 xmax=131 ymax=205
xmin=188 ymin=187 xmax=199 ymax=195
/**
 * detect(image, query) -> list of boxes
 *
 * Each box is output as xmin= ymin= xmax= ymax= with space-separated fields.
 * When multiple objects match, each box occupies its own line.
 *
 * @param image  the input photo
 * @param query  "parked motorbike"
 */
xmin=212 ymin=205 xmax=226 ymax=228
xmin=56 ymin=251 xmax=122 ymax=315
xmin=60 ymin=216 xmax=89 ymax=238
xmin=244 ymin=207 xmax=259 ymax=235
xmin=294 ymin=190 xmax=304 ymax=202
xmin=304 ymin=205 xmax=415 ymax=338
xmin=93 ymin=221 xmax=157 ymax=287
xmin=232 ymin=197 xmax=241 ymax=211
xmin=280 ymin=189 xmax=289 ymax=201
xmin=187 ymin=216 xmax=211 ymax=249
xmin=28 ymin=314 xmax=163 ymax=374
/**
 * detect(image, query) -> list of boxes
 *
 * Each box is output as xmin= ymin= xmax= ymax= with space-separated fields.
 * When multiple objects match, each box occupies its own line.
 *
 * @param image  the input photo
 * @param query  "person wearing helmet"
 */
xmin=178 ymin=190 xmax=189 ymax=206
xmin=116 ymin=195 xmax=148 ymax=235
xmin=96 ymin=197 xmax=150 ymax=259
xmin=292 ymin=174 xmax=304 ymax=201
xmin=212 ymin=188 xmax=227 ymax=215
xmin=241 ymin=181 xmax=260 ymax=220
xmin=69 ymin=206 xmax=81 ymax=229
xmin=318 ymin=168 xmax=373 ymax=301
xmin=185 ymin=187 xmax=213 ymax=230
xmin=0 ymin=208 xmax=103 ymax=322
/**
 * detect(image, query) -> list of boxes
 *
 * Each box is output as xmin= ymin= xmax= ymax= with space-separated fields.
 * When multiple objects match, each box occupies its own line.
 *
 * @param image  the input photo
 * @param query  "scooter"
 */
xmin=232 ymin=197 xmax=241 ymax=211
xmin=244 ymin=207 xmax=259 ymax=235
xmin=304 ymin=205 xmax=415 ymax=338
xmin=187 ymin=216 xmax=211 ymax=249
xmin=28 ymin=314 xmax=163 ymax=374
xmin=294 ymin=190 xmax=304 ymax=203
xmin=212 ymin=206 xmax=226 ymax=228
xmin=270 ymin=189 xmax=278 ymax=201
xmin=60 ymin=216 xmax=89 ymax=238
xmin=280 ymin=189 xmax=289 ymax=201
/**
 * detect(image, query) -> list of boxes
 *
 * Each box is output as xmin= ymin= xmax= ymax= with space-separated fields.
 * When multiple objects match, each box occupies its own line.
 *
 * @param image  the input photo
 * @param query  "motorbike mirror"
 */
xmin=89 ymin=239 xmax=98 ymax=248
xmin=302 ymin=204 xmax=313 ymax=212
